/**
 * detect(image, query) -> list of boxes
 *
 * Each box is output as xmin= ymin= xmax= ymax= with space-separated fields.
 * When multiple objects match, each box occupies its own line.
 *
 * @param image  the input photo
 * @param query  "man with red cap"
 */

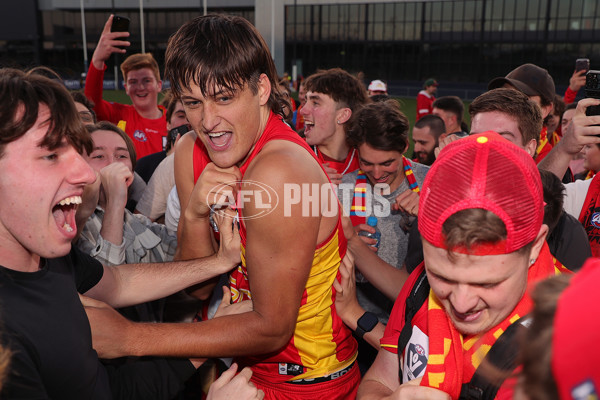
xmin=357 ymin=131 xmax=569 ymax=400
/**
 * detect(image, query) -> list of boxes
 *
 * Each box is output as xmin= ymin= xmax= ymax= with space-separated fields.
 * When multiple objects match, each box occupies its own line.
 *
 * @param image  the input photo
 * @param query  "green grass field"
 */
xmin=102 ymin=90 xmax=471 ymax=158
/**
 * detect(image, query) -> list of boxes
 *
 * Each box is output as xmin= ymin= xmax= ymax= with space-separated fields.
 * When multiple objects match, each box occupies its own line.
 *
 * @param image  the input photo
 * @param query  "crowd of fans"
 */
xmin=1 ymin=12 xmax=599 ymax=400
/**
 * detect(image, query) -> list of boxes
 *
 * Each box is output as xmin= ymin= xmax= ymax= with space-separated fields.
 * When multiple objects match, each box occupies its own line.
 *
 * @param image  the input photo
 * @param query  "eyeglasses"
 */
xmin=79 ymin=111 xmax=95 ymax=124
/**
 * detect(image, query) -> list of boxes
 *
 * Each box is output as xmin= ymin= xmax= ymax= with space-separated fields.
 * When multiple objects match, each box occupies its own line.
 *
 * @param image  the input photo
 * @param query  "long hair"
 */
xmin=165 ymin=14 xmax=287 ymax=119
xmin=0 ymin=68 xmax=92 ymax=158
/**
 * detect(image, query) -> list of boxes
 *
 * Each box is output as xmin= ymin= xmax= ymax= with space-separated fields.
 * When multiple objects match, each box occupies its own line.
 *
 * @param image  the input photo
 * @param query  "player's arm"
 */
xmin=357 ymin=348 xmax=450 ymax=400
xmin=174 ymin=132 xmax=235 ymax=260
xmin=83 ymin=143 xmax=326 ymax=360
xmin=84 ymin=209 xmax=240 ymax=308
xmin=173 ymin=133 xmax=241 ymax=299
xmin=357 ymin=348 xmax=401 ymax=399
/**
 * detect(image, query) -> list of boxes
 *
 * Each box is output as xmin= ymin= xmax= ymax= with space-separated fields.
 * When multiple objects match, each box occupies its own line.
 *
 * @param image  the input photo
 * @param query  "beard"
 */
xmin=414 ymin=150 xmax=436 ymax=166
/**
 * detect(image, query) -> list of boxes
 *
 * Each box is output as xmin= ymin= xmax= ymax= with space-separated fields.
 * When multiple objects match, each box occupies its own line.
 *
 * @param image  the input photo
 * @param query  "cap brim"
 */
xmin=488 ymin=77 xmax=537 ymax=97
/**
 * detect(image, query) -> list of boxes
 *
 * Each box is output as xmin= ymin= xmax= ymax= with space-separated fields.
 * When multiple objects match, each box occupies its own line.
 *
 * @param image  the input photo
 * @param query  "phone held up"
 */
xmin=576 ymin=58 xmax=590 ymax=74
xmin=585 ymin=69 xmax=600 ymax=117
xmin=111 ymin=15 xmax=130 ymax=51
xmin=111 ymin=15 xmax=130 ymax=33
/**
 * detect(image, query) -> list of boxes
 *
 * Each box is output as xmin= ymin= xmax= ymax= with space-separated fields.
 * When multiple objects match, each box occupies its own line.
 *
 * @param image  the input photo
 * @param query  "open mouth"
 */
xmin=207 ymin=131 xmax=232 ymax=149
xmin=52 ymin=196 xmax=81 ymax=235
xmin=304 ymin=121 xmax=314 ymax=134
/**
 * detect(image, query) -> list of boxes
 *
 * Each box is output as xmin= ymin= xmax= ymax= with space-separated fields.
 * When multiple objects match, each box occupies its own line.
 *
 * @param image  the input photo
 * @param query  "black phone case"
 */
xmin=112 ymin=16 xmax=130 ymax=32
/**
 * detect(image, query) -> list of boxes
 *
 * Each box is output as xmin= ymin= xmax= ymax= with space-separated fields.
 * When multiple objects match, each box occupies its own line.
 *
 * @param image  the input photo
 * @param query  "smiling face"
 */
xmin=86 ymin=129 xmax=134 ymax=172
xmin=300 ymin=91 xmax=343 ymax=146
xmin=423 ymin=239 xmax=531 ymax=336
xmin=357 ymin=143 xmax=405 ymax=192
xmin=179 ymin=74 xmax=271 ymax=168
xmin=124 ymin=67 xmax=163 ymax=113
xmin=0 ymin=105 xmax=96 ymax=269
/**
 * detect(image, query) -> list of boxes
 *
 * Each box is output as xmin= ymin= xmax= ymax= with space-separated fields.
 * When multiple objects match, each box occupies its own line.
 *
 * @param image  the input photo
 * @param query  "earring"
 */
xmin=336 ymin=120 xmax=341 ymax=124
xmin=529 ymin=259 xmax=536 ymax=265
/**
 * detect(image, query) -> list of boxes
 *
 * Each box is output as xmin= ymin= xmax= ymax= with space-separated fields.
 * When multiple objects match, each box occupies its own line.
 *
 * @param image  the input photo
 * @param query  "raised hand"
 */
xmin=91 ymin=15 xmax=131 ymax=69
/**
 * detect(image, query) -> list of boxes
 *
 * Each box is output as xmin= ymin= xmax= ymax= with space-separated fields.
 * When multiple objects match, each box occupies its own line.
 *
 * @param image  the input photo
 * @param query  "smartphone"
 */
xmin=164 ymin=123 xmax=191 ymax=150
xmin=584 ymin=70 xmax=600 ymax=117
xmin=168 ymin=124 xmax=191 ymax=144
xmin=576 ymin=58 xmax=590 ymax=73
xmin=111 ymin=15 xmax=130 ymax=33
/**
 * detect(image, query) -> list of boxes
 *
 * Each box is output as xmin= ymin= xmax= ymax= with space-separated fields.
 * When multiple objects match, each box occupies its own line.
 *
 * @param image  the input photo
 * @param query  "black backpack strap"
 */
xmin=459 ymin=315 xmax=532 ymax=400
xmin=397 ymin=267 xmax=430 ymax=383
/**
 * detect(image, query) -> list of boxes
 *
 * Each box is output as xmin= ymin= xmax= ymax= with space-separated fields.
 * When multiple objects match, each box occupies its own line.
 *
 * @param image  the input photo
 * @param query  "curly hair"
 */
xmin=346 ymin=99 xmax=409 ymax=153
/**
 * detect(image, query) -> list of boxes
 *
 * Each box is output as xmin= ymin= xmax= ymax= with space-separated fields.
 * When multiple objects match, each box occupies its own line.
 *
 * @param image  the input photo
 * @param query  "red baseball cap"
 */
xmin=418 ymin=131 xmax=544 ymax=254
xmin=552 ymin=258 xmax=600 ymax=399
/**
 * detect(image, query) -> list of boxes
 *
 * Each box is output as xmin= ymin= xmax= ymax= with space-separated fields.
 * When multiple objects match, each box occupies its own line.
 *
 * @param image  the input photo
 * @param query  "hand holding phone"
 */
xmin=111 ymin=15 xmax=130 ymax=33
xmin=111 ymin=15 xmax=130 ymax=51
xmin=576 ymin=58 xmax=590 ymax=73
xmin=585 ymin=70 xmax=600 ymax=117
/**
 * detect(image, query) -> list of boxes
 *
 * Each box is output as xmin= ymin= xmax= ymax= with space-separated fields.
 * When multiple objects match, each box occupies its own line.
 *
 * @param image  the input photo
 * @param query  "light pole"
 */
xmin=139 ymin=0 xmax=145 ymax=53
xmin=80 ymin=0 xmax=88 ymax=73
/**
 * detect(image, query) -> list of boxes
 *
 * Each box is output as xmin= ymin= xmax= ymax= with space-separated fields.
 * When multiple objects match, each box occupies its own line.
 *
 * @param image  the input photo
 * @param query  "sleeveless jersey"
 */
xmin=192 ymin=112 xmax=357 ymax=383
xmin=312 ymin=145 xmax=360 ymax=176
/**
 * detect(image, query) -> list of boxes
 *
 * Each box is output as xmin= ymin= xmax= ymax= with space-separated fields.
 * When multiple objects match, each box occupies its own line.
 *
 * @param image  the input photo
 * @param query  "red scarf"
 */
xmin=578 ymin=173 xmax=600 ymax=257
xmin=420 ymin=243 xmax=568 ymax=399
xmin=349 ymin=157 xmax=419 ymax=226
xmin=535 ymin=127 xmax=553 ymax=163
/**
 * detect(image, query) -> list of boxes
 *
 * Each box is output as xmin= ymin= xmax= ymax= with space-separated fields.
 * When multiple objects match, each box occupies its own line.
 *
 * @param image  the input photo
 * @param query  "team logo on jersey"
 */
xmin=133 ymin=129 xmax=148 ymax=142
xmin=591 ymin=212 xmax=600 ymax=228
xmin=406 ymin=343 xmax=428 ymax=380
xmin=414 ymin=344 xmax=425 ymax=356
xmin=402 ymin=326 xmax=429 ymax=382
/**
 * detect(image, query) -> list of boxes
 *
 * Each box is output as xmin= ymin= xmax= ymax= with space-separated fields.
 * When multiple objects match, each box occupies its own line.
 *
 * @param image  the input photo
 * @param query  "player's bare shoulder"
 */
xmin=246 ymin=139 xmax=325 ymax=185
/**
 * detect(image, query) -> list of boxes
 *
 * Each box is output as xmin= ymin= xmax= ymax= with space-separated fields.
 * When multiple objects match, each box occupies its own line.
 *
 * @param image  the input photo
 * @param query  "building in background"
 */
xmin=2 ymin=0 xmax=599 ymax=99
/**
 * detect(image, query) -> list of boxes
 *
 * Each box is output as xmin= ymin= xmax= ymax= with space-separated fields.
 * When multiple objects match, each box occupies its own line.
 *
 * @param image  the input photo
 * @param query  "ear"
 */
xmin=335 ymin=107 xmax=352 ymax=125
xmin=524 ymin=138 xmax=538 ymax=157
xmin=157 ymin=80 xmax=163 ymax=92
xmin=257 ymin=74 xmax=271 ymax=106
xmin=526 ymin=223 xmax=549 ymax=268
